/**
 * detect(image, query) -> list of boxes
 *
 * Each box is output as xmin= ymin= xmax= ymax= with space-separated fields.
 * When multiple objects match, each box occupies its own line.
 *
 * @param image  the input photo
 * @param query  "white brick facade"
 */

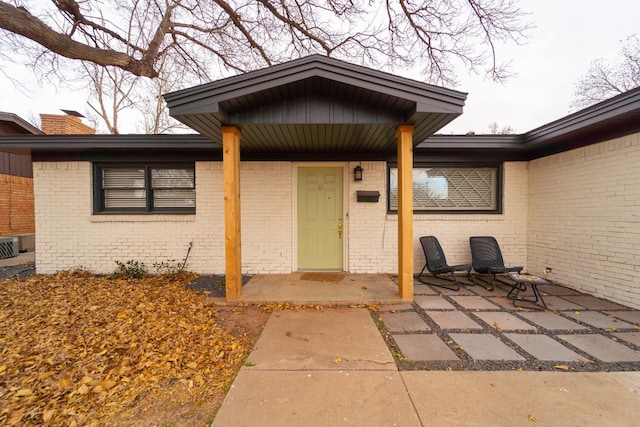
xmin=528 ymin=132 xmax=640 ymax=309
xmin=35 ymin=149 xmax=639 ymax=308
xmin=34 ymin=160 xmax=528 ymax=278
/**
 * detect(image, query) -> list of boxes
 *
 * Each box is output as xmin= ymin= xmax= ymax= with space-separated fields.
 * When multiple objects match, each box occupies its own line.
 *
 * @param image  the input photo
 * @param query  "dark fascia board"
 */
xmin=418 ymin=134 xmax=524 ymax=149
xmin=416 ymin=134 xmax=528 ymax=162
xmin=164 ymin=55 xmax=467 ymax=116
xmin=523 ymin=87 xmax=640 ymax=147
xmin=0 ymin=112 xmax=44 ymax=135
xmin=0 ymin=134 xmax=217 ymax=155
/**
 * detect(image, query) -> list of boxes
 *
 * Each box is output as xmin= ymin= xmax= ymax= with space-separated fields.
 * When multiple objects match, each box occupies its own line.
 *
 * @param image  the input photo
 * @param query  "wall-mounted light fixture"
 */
xmin=353 ymin=164 xmax=363 ymax=181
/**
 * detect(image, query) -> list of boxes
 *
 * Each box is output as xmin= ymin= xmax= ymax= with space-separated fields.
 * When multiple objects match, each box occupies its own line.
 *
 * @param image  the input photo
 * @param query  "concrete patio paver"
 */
xmin=557 ymin=334 xmax=640 ymax=362
xmin=612 ymin=332 xmax=640 ymax=347
xmin=393 ymin=334 xmax=460 ymax=361
xmin=560 ymin=295 xmax=628 ymax=310
xmin=566 ymin=311 xmax=635 ymax=330
xmin=534 ymin=295 xmax=586 ymax=311
xmin=605 ymin=310 xmax=640 ymax=325
xmin=401 ymin=371 xmax=640 ymax=427
xmin=412 ymin=283 xmax=438 ymax=295
xmin=449 ymin=295 xmax=500 ymax=310
xmin=377 ymin=303 xmax=414 ymax=312
xmin=516 ymin=311 xmax=589 ymax=330
xmin=473 ymin=311 xmax=538 ymax=331
xmin=504 ymin=333 xmax=586 ymax=361
xmin=380 ymin=311 xmax=430 ymax=332
xmin=536 ymin=284 xmax=584 ymax=296
xmin=414 ymin=295 xmax=456 ymax=310
xmin=449 ymin=333 xmax=525 ymax=360
xmin=425 ymin=310 xmax=483 ymax=330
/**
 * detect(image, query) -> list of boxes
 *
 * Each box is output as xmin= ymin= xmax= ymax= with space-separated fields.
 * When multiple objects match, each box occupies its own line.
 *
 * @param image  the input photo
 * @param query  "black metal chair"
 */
xmin=469 ymin=236 xmax=522 ymax=291
xmin=417 ymin=236 xmax=472 ymax=291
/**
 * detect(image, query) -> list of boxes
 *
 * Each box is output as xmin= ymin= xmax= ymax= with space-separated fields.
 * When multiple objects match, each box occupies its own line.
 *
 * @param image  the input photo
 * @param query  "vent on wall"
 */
xmin=0 ymin=237 xmax=19 ymax=259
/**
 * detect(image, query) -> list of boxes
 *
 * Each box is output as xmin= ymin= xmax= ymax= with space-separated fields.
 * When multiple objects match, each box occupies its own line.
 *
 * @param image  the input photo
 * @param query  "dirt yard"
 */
xmin=0 ymin=271 xmax=271 ymax=426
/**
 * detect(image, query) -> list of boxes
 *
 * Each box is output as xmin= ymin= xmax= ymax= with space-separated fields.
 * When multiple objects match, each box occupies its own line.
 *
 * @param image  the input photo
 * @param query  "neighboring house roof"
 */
xmin=0 ymin=112 xmax=43 ymax=135
xmin=164 ymin=55 xmax=467 ymax=153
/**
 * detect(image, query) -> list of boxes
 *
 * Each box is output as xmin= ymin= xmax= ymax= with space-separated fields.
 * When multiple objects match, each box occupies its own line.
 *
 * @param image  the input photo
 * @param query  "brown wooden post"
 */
xmin=396 ymin=125 xmax=414 ymax=300
xmin=222 ymin=126 xmax=242 ymax=300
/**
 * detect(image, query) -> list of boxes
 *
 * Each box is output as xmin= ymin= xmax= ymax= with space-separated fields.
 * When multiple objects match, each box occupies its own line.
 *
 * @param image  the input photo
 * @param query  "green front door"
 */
xmin=298 ymin=167 xmax=343 ymax=270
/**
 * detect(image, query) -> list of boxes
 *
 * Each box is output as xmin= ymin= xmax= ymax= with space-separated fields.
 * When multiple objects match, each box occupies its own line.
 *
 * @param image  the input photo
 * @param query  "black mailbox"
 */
xmin=356 ymin=191 xmax=380 ymax=203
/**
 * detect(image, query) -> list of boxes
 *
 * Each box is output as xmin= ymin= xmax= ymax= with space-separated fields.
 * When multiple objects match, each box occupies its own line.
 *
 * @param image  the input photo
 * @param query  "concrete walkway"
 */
xmin=213 ymin=307 xmax=640 ymax=426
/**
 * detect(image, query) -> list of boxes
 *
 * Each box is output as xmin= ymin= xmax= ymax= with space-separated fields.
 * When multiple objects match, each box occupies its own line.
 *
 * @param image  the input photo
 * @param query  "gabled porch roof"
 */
xmin=164 ymin=55 xmax=467 ymax=154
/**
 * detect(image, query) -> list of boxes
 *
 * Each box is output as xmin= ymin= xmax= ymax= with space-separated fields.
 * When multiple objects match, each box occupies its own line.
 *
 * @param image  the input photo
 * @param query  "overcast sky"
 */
xmin=1 ymin=0 xmax=638 ymax=135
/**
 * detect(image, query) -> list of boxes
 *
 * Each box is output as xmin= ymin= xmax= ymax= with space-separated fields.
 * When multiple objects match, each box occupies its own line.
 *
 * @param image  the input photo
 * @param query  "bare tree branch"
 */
xmin=571 ymin=34 xmax=640 ymax=111
xmin=0 ymin=1 xmax=157 ymax=77
xmin=1 ymin=0 xmax=530 ymax=85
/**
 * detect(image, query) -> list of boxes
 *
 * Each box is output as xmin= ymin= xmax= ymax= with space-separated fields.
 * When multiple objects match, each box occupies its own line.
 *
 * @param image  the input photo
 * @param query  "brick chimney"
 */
xmin=40 ymin=113 xmax=96 ymax=135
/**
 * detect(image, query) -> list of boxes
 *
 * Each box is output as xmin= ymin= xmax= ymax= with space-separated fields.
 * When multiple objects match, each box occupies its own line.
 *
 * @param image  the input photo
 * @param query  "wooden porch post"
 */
xmin=222 ymin=126 xmax=242 ymax=300
xmin=396 ymin=125 xmax=414 ymax=300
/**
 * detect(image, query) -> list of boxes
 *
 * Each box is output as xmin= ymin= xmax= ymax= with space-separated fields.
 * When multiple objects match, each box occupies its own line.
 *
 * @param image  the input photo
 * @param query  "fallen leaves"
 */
xmin=0 ymin=271 xmax=253 ymax=426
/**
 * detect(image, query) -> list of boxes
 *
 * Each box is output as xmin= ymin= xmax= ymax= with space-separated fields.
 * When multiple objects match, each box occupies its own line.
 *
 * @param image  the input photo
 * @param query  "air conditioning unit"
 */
xmin=0 ymin=237 xmax=19 ymax=259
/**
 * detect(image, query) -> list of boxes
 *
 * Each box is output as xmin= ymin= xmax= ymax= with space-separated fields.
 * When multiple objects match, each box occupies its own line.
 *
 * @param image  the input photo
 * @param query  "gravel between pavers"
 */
xmin=0 ymin=263 xmax=35 ymax=280
xmin=187 ymin=274 xmax=252 ymax=297
xmin=371 ymin=285 xmax=640 ymax=373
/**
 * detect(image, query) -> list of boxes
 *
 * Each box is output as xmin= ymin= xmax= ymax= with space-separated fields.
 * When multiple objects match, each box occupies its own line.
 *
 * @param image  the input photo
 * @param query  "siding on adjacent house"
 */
xmin=0 ymin=173 xmax=35 ymax=236
xmin=528 ymin=132 xmax=640 ymax=309
xmin=34 ymin=160 xmax=529 ymax=278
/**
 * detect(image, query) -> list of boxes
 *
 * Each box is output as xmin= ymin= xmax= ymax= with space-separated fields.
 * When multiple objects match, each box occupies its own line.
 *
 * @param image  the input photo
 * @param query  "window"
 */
xmin=388 ymin=165 xmax=501 ymax=213
xmin=94 ymin=164 xmax=195 ymax=213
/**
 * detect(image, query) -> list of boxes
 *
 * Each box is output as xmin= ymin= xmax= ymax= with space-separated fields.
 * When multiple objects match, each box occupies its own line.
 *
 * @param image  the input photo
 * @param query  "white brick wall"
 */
xmin=412 ymin=162 xmax=529 ymax=272
xmin=34 ymin=160 xmax=529 ymax=278
xmin=527 ymin=132 xmax=640 ymax=309
xmin=241 ymin=162 xmax=293 ymax=273
xmin=34 ymin=162 xmax=223 ymax=274
xmin=34 ymin=144 xmax=640 ymax=308
xmin=347 ymin=161 xmax=394 ymax=273
xmin=346 ymin=161 xmax=529 ymax=273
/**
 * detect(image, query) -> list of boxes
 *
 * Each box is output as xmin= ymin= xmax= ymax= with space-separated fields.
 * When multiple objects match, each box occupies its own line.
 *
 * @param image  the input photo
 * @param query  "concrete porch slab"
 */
xmin=246 ymin=308 xmax=395 ymax=370
xmin=400 ymin=371 xmax=640 ymax=426
xmin=213 ymin=370 xmax=421 ymax=427
xmin=240 ymin=273 xmax=401 ymax=305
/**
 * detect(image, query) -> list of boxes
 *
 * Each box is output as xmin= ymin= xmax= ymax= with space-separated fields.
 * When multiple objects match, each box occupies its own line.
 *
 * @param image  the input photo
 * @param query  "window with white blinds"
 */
xmin=96 ymin=164 xmax=195 ymax=213
xmin=388 ymin=165 xmax=501 ymax=213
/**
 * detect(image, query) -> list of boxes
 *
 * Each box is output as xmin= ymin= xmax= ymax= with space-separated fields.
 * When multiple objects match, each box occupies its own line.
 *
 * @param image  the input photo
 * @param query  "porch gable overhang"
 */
xmin=164 ymin=55 xmax=467 ymax=153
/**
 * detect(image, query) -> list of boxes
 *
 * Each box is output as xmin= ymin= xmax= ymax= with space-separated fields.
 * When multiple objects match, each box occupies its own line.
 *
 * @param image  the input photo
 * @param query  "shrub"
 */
xmin=111 ymin=260 xmax=147 ymax=279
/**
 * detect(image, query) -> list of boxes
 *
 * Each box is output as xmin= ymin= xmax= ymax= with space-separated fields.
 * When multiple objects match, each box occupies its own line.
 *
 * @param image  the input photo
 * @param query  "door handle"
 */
xmin=338 ymin=223 xmax=343 ymax=238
